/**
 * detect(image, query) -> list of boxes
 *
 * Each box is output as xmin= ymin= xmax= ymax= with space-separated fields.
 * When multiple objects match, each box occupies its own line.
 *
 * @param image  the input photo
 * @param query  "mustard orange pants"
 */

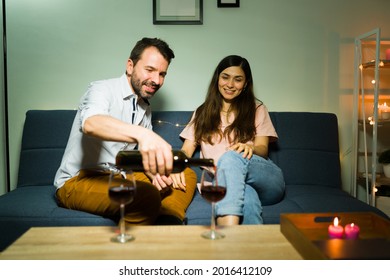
xmin=56 ymin=168 xmax=197 ymax=225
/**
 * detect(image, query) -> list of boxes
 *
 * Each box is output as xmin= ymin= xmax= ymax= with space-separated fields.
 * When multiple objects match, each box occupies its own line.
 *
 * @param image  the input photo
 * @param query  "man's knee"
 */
xmin=184 ymin=168 xmax=197 ymax=185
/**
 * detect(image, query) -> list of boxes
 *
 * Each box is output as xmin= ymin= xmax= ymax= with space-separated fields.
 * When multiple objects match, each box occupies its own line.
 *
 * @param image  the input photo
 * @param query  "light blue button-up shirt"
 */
xmin=54 ymin=74 xmax=151 ymax=188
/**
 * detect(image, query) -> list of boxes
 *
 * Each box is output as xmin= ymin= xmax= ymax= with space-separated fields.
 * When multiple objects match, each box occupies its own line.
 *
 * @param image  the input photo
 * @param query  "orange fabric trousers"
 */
xmin=56 ymin=168 xmax=197 ymax=225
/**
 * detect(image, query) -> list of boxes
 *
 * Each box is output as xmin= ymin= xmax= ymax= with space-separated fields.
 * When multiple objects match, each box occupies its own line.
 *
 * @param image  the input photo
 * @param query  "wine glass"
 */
xmin=108 ymin=170 xmax=137 ymax=243
xmin=200 ymin=167 xmax=227 ymax=240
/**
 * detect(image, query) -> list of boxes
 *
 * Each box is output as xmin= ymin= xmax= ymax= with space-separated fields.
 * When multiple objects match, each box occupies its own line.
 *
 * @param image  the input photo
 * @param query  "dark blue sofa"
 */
xmin=0 ymin=110 xmax=387 ymax=251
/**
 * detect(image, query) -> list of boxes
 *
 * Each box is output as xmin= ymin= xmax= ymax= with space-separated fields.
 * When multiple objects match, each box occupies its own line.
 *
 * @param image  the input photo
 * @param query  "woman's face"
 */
xmin=218 ymin=66 xmax=246 ymax=101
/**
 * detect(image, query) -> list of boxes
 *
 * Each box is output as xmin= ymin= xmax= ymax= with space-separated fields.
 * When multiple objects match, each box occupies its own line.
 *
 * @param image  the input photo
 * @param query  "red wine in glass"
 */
xmin=109 ymin=185 xmax=136 ymax=205
xmin=200 ymin=185 xmax=226 ymax=203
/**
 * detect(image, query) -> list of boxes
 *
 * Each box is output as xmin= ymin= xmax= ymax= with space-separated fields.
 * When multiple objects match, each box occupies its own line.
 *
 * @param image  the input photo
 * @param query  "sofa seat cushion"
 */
xmin=0 ymin=185 xmax=116 ymax=224
xmin=0 ymin=185 xmax=116 ymax=251
xmin=261 ymin=200 xmax=303 ymax=224
xmin=185 ymin=185 xmax=389 ymax=226
xmin=185 ymin=191 xmax=211 ymax=225
xmin=285 ymin=185 xmax=388 ymax=216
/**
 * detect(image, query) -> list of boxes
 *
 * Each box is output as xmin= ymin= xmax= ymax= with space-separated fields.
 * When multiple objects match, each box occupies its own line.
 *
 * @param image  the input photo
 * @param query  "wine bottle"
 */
xmin=115 ymin=150 xmax=214 ymax=173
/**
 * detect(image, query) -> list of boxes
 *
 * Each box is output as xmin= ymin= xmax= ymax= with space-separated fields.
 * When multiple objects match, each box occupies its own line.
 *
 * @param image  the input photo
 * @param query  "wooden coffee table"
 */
xmin=0 ymin=225 xmax=302 ymax=260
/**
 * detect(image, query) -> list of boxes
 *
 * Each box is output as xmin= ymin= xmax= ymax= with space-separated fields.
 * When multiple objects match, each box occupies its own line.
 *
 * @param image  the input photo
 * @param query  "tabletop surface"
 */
xmin=0 ymin=224 xmax=302 ymax=260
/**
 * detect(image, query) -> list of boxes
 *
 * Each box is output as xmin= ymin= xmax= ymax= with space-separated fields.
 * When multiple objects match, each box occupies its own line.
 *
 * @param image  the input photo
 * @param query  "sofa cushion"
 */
xmin=0 ymin=185 xmax=115 ymax=251
xmin=186 ymin=185 xmax=389 ymax=225
xmin=269 ymin=112 xmax=341 ymax=189
xmin=0 ymin=185 xmax=115 ymax=223
xmin=151 ymin=111 xmax=192 ymax=150
xmin=17 ymin=110 xmax=77 ymax=187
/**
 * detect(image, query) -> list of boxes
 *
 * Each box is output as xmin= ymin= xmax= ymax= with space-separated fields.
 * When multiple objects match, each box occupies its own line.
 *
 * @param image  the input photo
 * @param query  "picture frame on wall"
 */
xmin=153 ymin=0 xmax=203 ymax=25
xmin=217 ymin=0 xmax=240 ymax=8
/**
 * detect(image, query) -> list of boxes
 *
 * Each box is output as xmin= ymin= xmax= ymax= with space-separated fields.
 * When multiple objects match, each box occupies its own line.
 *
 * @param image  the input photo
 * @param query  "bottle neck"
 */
xmin=184 ymin=158 xmax=214 ymax=167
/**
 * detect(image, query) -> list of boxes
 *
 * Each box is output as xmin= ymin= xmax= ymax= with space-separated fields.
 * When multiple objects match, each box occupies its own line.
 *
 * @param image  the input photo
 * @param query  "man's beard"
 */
xmin=131 ymin=75 xmax=160 ymax=100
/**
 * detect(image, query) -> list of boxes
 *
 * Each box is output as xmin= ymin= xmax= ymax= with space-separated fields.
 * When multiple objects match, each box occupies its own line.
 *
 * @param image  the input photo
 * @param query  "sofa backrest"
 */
xmin=17 ymin=110 xmax=77 ymax=187
xmin=17 ymin=110 xmax=341 ymax=189
xmin=17 ymin=110 xmax=193 ymax=188
xmin=151 ymin=111 xmax=193 ymax=151
xmin=269 ymin=112 xmax=341 ymax=189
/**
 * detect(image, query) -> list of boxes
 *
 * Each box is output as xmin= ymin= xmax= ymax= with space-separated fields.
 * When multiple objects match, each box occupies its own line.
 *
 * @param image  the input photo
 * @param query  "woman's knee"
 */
xmin=218 ymin=151 xmax=245 ymax=168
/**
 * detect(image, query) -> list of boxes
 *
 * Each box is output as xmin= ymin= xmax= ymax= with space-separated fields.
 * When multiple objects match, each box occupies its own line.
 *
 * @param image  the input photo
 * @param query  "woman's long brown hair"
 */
xmin=192 ymin=55 xmax=262 ymax=145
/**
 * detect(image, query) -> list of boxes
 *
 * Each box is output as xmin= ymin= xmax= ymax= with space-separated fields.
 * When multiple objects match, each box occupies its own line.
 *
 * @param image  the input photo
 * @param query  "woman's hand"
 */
xmin=229 ymin=136 xmax=270 ymax=159
xmin=170 ymin=172 xmax=187 ymax=191
xmin=147 ymin=172 xmax=186 ymax=192
xmin=229 ymin=143 xmax=254 ymax=159
xmin=146 ymin=171 xmax=173 ymax=192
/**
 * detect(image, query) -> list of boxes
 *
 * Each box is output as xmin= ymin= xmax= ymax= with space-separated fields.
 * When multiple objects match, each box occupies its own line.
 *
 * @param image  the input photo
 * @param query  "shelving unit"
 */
xmin=351 ymin=28 xmax=390 ymax=207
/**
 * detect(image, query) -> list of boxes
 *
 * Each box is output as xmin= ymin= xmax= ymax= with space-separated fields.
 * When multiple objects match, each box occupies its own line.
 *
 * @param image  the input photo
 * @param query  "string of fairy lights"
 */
xmin=121 ymin=120 xmax=188 ymax=150
xmin=152 ymin=120 xmax=188 ymax=128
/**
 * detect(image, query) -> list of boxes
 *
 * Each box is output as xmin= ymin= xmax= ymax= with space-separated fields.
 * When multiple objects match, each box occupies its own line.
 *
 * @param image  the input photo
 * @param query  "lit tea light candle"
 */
xmin=328 ymin=217 xmax=344 ymax=239
xmin=344 ymin=223 xmax=360 ymax=239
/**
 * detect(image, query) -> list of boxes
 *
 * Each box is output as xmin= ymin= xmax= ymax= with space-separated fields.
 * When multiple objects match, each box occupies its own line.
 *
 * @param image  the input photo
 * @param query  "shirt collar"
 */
xmin=120 ymin=73 xmax=150 ymax=106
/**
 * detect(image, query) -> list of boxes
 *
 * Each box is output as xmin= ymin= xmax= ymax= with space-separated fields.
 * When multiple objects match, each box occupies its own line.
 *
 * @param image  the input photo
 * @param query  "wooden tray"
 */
xmin=280 ymin=212 xmax=390 ymax=259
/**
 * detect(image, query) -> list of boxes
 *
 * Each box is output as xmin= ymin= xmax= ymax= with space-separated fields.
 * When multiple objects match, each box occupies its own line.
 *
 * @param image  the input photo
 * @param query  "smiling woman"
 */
xmin=177 ymin=55 xmax=285 ymax=226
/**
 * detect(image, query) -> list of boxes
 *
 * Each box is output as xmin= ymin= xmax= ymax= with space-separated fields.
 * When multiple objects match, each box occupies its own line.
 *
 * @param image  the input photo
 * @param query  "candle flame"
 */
xmin=350 ymin=223 xmax=355 ymax=227
xmin=333 ymin=217 xmax=339 ymax=226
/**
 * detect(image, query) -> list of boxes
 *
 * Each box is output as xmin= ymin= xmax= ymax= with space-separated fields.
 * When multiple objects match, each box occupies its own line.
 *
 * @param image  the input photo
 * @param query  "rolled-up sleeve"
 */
xmin=78 ymin=81 xmax=112 ymax=131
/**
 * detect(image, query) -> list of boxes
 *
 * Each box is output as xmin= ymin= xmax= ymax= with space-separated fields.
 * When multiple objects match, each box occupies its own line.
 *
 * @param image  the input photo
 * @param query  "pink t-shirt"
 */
xmin=180 ymin=104 xmax=278 ymax=165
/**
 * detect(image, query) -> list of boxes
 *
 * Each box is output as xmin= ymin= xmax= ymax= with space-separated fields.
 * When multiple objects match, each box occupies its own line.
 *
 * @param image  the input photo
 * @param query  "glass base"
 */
xmin=111 ymin=233 xmax=135 ymax=243
xmin=201 ymin=229 xmax=225 ymax=240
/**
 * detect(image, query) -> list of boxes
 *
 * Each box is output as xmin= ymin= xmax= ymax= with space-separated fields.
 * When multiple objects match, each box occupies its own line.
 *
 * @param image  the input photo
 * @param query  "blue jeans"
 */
xmin=215 ymin=151 xmax=285 ymax=224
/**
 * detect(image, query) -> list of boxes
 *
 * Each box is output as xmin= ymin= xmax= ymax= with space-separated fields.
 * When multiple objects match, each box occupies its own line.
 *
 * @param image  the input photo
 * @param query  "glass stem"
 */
xmin=120 ymin=203 xmax=125 ymax=237
xmin=211 ymin=202 xmax=216 ymax=233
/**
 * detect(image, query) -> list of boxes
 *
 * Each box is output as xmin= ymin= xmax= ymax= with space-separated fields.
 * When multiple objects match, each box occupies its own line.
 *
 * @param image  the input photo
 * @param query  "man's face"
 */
xmin=126 ymin=47 xmax=169 ymax=100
